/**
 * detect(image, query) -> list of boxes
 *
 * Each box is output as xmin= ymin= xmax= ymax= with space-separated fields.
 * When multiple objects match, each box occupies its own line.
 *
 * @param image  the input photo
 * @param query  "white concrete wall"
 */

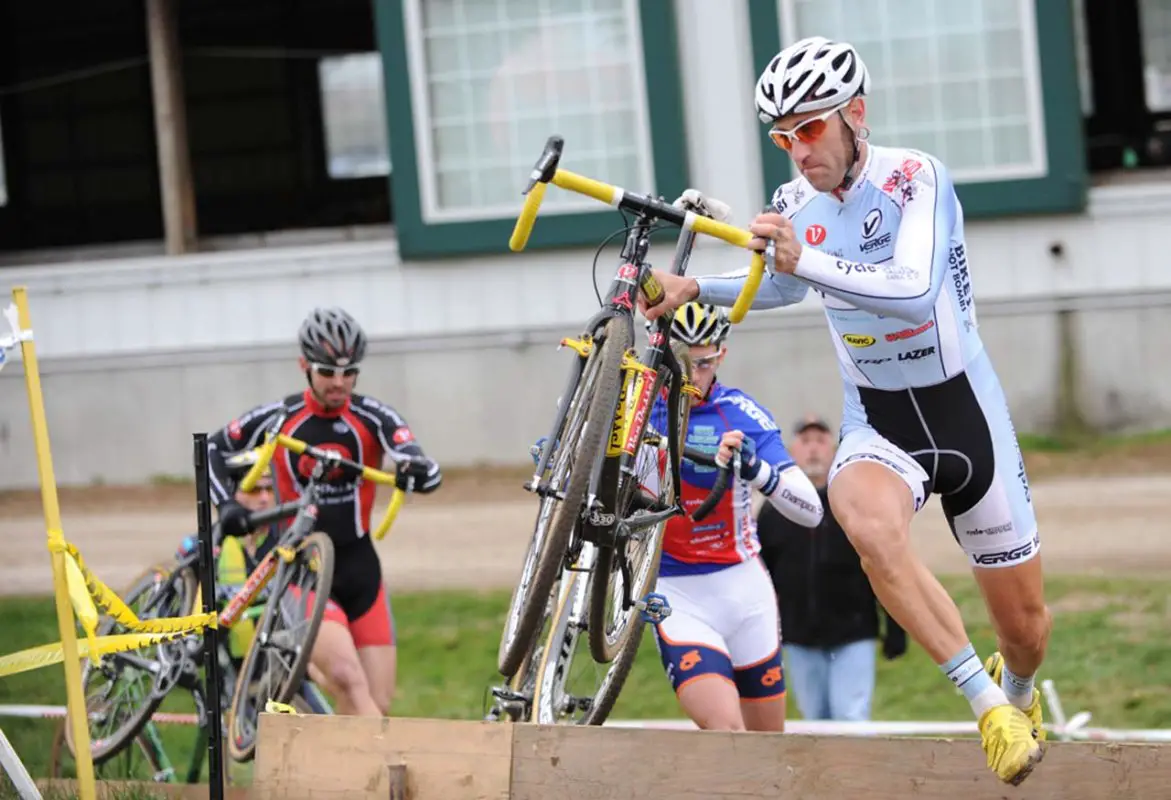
xmin=3 ymin=0 xmax=1171 ymax=488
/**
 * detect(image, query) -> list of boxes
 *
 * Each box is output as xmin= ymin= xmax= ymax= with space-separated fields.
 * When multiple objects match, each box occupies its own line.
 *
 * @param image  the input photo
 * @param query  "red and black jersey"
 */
xmin=208 ymin=389 xmax=440 ymax=547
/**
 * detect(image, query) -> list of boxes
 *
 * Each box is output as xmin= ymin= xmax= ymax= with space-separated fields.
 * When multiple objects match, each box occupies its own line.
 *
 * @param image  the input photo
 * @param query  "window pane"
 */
xmin=1072 ymin=0 xmax=1093 ymax=115
xmin=410 ymin=0 xmax=651 ymax=217
xmin=784 ymin=0 xmax=1045 ymax=181
xmin=0 ymin=112 xmax=7 ymax=206
xmin=1139 ymin=0 xmax=1171 ymax=111
xmin=319 ymin=53 xmax=392 ymax=180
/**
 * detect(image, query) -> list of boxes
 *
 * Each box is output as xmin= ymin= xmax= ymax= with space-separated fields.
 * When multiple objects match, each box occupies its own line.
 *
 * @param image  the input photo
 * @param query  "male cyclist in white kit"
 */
xmin=642 ymin=37 xmax=1050 ymax=785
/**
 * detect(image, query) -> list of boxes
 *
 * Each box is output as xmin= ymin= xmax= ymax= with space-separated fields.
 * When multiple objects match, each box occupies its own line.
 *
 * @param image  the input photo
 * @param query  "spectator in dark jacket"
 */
xmin=757 ymin=414 xmax=907 ymax=721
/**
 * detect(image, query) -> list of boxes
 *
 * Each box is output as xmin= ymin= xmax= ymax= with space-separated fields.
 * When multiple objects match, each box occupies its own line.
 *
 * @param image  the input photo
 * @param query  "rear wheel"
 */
xmin=497 ymin=317 xmax=632 ymax=677
xmin=530 ymin=553 xmax=641 ymax=726
xmin=226 ymin=532 xmax=334 ymax=763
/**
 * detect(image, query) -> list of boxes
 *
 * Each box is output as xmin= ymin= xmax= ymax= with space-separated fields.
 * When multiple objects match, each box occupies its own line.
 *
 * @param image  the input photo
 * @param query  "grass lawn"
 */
xmin=2 ymin=573 xmax=1170 ymax=784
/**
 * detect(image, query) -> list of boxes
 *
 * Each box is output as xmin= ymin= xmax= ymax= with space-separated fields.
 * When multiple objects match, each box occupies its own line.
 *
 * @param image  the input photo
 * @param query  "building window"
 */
xmin=319 ymin=52 xmax=392 ymax=180
xmin=401 ymin=0 xmax=655 ymax=222
xmin=779 ymin=0 xmax=1047 ymax=183
xmin=0 ymin=112 xmax=7 ymax=207
xmin=1139 ymin=0 xmax=1171 ymax=112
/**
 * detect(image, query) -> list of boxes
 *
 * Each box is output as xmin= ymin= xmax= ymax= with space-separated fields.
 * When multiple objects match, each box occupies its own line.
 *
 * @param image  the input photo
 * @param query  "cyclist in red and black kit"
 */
xmin=207 ymin=307 xmax=442 ymax=717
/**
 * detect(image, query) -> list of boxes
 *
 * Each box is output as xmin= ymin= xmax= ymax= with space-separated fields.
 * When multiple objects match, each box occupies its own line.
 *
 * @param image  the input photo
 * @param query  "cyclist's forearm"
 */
xmin=206 ymin=440 xmax=232 ymax=505
xmin=791 ymin=248 xmax=940 ymax=322
xmin=754 ymin=463 xmax=822 ymax=528
xmin=696 ymin=267 xmax=807 ymax=309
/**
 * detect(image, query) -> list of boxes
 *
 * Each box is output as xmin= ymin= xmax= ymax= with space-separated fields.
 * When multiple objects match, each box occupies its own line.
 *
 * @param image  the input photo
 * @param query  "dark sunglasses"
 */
xmin=310 ymin=362 xmax=360 ymax=378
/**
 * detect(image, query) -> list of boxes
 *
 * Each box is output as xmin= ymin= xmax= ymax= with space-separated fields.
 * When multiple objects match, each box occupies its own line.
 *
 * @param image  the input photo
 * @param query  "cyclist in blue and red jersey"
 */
xmin=646 ymin=301 xmax=822 ymax=733
xmin=207 ymin=306 xmax=442 ymax=717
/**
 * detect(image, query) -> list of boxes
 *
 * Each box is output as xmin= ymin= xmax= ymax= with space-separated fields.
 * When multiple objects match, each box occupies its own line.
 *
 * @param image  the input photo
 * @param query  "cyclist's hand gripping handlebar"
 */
xmin=507 ymin=135 xmax=765 ymax=324
xmin=681 ymin=445 xmax=737 ymax=523
xmin=238 ymin=427 xmax=419 ymax=542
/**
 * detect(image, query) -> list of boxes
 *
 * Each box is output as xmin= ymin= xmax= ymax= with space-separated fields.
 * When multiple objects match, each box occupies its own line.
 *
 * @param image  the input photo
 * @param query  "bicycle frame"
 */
xmin=529 ymin=221 xmax=698 ymax=529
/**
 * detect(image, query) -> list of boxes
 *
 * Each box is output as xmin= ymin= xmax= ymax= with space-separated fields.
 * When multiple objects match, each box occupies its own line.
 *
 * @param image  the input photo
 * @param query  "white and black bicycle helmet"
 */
xmin=666 ymin=302 xmax=730 ymax=348
xmin=298 ymin=306 xmax=367 ymax=366
xmin=755 ymin=36 xmax=871 ymax=122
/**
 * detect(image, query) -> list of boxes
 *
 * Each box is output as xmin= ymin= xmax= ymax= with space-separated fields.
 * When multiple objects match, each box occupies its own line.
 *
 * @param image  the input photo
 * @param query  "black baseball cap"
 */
xmin=792 ymin=414 xmax=832 ymax=435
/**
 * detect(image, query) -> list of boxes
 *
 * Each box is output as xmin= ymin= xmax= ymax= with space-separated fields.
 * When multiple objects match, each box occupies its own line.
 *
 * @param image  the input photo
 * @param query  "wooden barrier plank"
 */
xmin=253 ymin=714 xmax=512 ymax=800
xmin=509 ymin=725 xmax=1171 ymax=800
xmin=37 ymin=779 xmax=252 ymax=799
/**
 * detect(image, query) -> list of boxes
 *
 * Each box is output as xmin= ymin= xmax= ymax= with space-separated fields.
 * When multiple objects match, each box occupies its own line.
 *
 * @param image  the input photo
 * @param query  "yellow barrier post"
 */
xmin=10 ymin=286 xmax=98 ymax=800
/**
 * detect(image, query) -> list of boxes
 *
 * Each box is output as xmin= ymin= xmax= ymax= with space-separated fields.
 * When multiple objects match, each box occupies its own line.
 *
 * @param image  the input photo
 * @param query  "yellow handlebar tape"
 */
xmin=509 ymin=182 xmax=548 ymax=252
xmin=728 ymin=252 xmax=766 ymax=324
xmin=372 ymin=488 xmax=406 ymax=541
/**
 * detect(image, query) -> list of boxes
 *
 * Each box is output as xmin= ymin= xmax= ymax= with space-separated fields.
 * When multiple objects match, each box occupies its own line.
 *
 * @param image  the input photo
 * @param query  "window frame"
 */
xmin=374 ymin=0 xmax=690 ymax=259
xmin=747 ymin=0 xmax=1087 ymax=219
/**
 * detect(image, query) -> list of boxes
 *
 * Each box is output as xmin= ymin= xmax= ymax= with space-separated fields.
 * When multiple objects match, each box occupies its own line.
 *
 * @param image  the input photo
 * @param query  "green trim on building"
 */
xmin=374 ymin=0 xmax=691 ymax=260
xmin=745 ymin=0 xmax=1088 ymax=217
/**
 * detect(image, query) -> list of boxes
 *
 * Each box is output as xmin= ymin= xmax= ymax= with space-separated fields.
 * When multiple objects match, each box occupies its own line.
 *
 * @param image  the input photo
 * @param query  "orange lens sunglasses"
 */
xmin=768 ymin=102 xmax=848 ymax=151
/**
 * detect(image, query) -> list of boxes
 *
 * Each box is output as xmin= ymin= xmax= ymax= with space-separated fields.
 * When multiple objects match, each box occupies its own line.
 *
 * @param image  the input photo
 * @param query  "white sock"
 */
xmin=1001 ymin=664 xmax=1036 ymax=710
xmin=941 ymin=644 xmax=1009 ymax=718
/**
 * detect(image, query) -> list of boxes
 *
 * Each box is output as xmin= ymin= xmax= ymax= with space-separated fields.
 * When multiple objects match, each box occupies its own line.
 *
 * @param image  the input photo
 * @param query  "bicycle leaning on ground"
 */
xmin=63 ymin=418 xmax=425 ymax=776
xmin=486 ymin=135 xmax=765 ymax=725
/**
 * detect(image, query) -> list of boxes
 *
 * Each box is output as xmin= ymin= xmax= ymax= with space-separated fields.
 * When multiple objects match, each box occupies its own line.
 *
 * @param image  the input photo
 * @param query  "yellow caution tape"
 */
xmin=50 ymin=537 xmax=218 ymax=637
xmin=0 ymin=535 xmax=221 ymax=680
xmin=0 ymin=630 xmax=199 ymax=679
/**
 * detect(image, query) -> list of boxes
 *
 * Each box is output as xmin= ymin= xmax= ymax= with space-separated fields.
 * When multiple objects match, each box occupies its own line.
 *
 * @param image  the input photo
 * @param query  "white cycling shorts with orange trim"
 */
xmin=651 ymin=556 xmax=785 ymax=701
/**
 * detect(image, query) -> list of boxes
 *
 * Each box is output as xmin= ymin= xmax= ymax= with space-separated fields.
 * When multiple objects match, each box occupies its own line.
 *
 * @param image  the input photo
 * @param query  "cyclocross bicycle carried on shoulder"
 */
xmin=490 ymin=135 xmax=764 ymax=723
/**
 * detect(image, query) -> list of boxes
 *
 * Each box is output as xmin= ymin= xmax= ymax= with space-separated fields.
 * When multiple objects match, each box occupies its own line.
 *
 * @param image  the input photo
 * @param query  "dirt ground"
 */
xmin=3 ymin=444 xmax=1171 ymax=598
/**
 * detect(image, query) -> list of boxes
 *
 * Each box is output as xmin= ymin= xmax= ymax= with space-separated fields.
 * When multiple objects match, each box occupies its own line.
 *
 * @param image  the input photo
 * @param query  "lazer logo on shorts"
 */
xmin=898 ymin=346 xmax=936 ymax=362
xmin=973 ymin=538 xmax=1036 ymax=566
xmin=886 ymin=320 xmax=935 ymax=342
xmin=842 ymin=333 xmax=876 ymax=348
xmin=964 ymin=522 xmax=1014 ymax=537
xmin=836 ymin=259 xmax=877 ymax=276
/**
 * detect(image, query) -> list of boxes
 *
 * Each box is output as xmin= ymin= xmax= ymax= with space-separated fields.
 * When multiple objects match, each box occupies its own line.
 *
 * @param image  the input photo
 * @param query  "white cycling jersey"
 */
xmin=693 ymin=144 xmax=1040 ymax=570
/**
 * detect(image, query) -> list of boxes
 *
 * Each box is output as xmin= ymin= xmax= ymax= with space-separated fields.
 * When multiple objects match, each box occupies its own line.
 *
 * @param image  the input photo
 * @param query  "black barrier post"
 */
xmin=194 ymin=433 xmax=225 ymax=800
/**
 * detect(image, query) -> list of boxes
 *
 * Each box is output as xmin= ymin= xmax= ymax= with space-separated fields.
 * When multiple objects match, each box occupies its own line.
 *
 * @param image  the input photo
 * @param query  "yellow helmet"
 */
xmin=668 ymin=302 xmax=730 ymax=347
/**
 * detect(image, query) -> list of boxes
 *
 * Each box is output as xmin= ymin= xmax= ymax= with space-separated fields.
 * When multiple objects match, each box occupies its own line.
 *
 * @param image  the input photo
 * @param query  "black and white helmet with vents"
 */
xmin=755 ymin=36 xmax=871 ymax=122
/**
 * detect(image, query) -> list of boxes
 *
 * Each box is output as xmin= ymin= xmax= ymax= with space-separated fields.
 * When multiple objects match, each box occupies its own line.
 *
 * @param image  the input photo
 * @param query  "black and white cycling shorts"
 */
xmin=830 ymin=350 xmax=1039 ymax=569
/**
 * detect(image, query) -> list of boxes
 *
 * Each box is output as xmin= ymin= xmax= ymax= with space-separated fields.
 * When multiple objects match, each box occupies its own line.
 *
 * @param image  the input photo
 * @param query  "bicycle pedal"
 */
xmin=637 ymin=592 xmax=672 ymax=624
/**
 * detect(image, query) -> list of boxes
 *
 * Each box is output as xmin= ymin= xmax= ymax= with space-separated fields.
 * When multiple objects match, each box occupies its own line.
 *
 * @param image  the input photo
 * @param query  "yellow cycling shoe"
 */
xmin=985 ymin=651 xmax=1046 ymax=741
xmin=978 ymin=703 xmax=1044 ymax=786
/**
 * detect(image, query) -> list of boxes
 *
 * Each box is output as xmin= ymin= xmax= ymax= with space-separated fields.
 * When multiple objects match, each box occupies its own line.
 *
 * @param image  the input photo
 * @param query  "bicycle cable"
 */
xmin=590 ymin=219 xmax=675 ymax=308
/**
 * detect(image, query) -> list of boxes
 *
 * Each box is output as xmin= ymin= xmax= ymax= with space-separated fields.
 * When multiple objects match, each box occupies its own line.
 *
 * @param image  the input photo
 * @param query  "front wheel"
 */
xmin=497 ymin=317 xmax=631 ymax=677
xmin=588 ymin=342 xmax=692 ymax=663
xmin=226 ymin=531 xmax=334 ymax=763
